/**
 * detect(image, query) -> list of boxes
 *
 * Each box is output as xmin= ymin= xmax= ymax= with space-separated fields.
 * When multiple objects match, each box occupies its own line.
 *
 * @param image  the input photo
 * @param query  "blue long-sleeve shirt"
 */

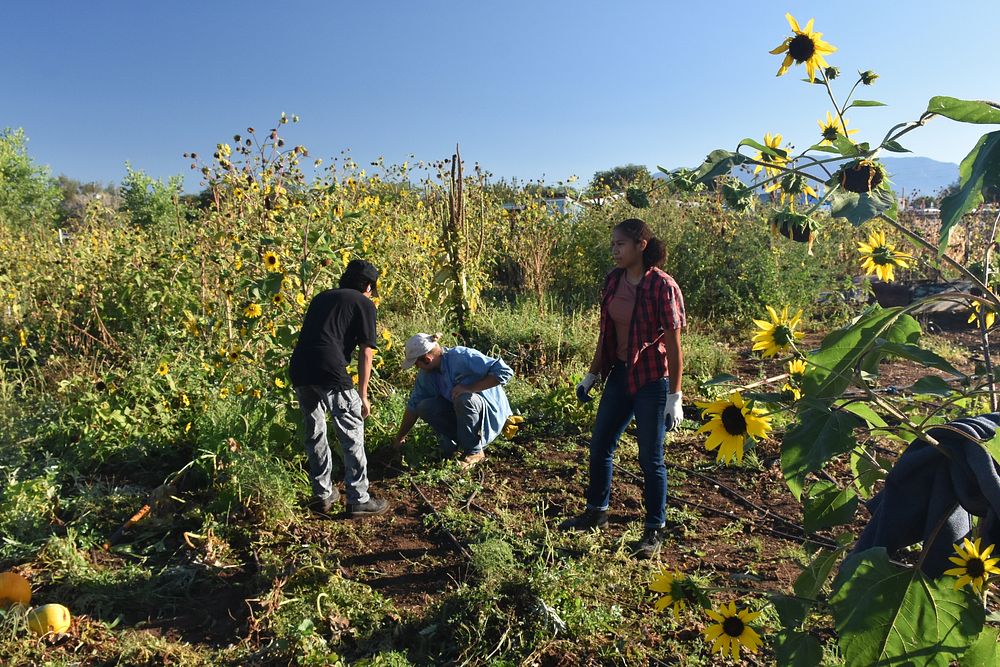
xmin=406 ymin=346 xmax=514 ymax=446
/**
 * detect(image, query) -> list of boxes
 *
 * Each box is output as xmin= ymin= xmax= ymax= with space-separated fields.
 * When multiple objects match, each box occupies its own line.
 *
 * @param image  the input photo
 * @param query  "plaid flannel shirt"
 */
xmin=598 ymin=267 xmax=686 ymax=395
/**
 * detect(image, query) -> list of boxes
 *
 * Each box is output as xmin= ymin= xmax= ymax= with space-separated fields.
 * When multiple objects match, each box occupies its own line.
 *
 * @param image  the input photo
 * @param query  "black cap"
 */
xmin=342 ymin=259 xmax=380 ymax=296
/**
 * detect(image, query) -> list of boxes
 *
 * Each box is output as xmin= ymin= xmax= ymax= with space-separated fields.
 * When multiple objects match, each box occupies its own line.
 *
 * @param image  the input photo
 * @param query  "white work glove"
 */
xmin=576 ymin=373 xmax=598 ymax=402
xmin=665 ymin=392 xmax=683 ymax=431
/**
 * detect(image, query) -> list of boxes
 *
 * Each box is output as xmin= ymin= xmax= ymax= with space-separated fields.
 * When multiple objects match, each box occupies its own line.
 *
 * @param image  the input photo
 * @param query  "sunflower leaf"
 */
xmin=831 ymin=137 xmax=863 ymax=157
xmin=690 ymin=149 xmax=748 ymax=183
xmin=782 ymin=406 xmax=862 ymax=499
xmin=872 ymin=341 xmax=963 ymax=377
xmin=829 ymin=186 xmax=898 ymax=226
xmin=737 ymin=138 xmax=788 ymax=160
xmin=774 ymin=629 xmax=824 ymax=667
xmin=804 ymin=143 xmax=846 ymax=155
xmin=831 ymin=548 xmax=984 ymax=667
xmin=910 ymin=375 xmax=955 ymax=396
xmin=771 ymin=593 xmax=812 ymax=630
xmin=838 ymin=401 xmax=888 ymax=428
xmin=699 ymin=373 xmax=739 ymax=387
xmin=794 ymin=545 xmax=848 ymax=601
xmin=850 ymin=448 xmax=889 ymax=498
xmin=882 ymin=140 xmax=911 ymax=153
xmin=926 ymin=96 xmax=1000 ymax=124
xmin=803 ymin=481 xmax=859 ymax=533
xmin=962 ymin=627 xmax=1000 ymax=666
xmin=802 ymin=305 xmax=919 ymax=400
xmin=979 ymin=431 xmax=1000 ymax=471
xmin=939 ymin=131 xmax=1000 ymax=253
xmin=847 ymin=100 xmax=888 ymax=108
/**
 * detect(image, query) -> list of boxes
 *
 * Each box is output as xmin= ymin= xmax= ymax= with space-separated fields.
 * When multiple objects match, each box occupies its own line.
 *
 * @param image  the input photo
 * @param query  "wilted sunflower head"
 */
xmin=770 ymin=13 xmax=837 ymax=82
xmin=770 ymin=210 xmax=817 ymax=250
xmin=721 ymin=179 xmax=755 ymax=214
xmin=839 ymin=159 xmax=887 ymax=193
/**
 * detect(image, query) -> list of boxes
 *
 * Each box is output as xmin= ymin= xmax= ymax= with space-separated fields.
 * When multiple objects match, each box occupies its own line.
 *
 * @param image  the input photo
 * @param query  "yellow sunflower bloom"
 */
xmin=818 ymin=111 xmax=859 ymax=146
xmin=858 ymin=230 xmax=913 ymax=283
xmin=770 ymin=13 xmax=837 ymax=83
xmin=703 ymin=600 xmax=763 ymax=660
xmin=944 ymin=537 xmax=1000 ymax=594
xmin=968 ymin=302 xmax=996 ymax=330
xmin=650 ymin=568 xmax=691 ymax=619
xmin=696 ymin=392 xmax=772 ymax=464
xmin=263 ymin=251 xmax=282 ymax=273
xmin=274 ymin=377 xmax=286 ymax=389
xmin=157 ymin=361 xmax=170 ymax=376
xmin=752 ymin=306 xmax=805 ymax=358
xmin=753 ymin=133 xmax=788 ymax=179
xmin=244 ymin=302 xmax=263 ymax=318
xmin=787 ymin=358 xmax=807 ymax=380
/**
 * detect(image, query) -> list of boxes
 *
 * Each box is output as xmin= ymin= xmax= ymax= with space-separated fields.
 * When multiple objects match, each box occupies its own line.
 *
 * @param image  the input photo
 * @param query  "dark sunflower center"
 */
xmin=266 ymin=256 xmax=277 ymax=265
xmin=773 ymin=324 xmax=794 ymax=346
xmin=841 ymin=164 xmax=884 ymax=193
xmin=788 ymin=34 xmax=816 ymax=62
xmin=968 ymin=558 xmax=986 ymax=578
xmin=721 ymin=405 xmax=748 ymax=436
xmin=872 ymin=246 xmax=894 ymax=266
xmin=723 ymin=616 xmax=745 ymax=638
xmin=822 ymin=126 xmax=840 ymax=142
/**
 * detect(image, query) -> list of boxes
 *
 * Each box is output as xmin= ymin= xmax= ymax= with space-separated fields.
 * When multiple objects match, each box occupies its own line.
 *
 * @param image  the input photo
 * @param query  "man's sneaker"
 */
xmin=458 ymin=451 xmax=486 ymax=470
xmin=347 ymin=497 xmax=390 ymax=518
xmin=308 ymin=489 xmax=340 ymax=516
xmin=632 ymin=527 xmax=663 ymax=559
xmin=558 ymin=508 xmax=609 ymax=531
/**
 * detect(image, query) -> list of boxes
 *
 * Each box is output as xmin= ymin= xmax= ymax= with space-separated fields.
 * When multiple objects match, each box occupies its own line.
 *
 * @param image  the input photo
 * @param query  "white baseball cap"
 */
xmin=402 ymin=333 xmax=441 ymax=369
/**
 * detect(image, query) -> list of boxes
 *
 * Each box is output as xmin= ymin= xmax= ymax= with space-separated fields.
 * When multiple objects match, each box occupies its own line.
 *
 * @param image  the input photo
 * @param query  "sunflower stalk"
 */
xmin=915 ymin=501 xmax=961 ymax=574
xmin=820 ymin=73 xmax=851 ymax=140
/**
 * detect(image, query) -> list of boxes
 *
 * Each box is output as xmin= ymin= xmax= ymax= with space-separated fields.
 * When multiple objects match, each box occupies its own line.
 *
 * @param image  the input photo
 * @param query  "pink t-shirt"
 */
xmin=608 ymin=275 xmax=637 ymax=361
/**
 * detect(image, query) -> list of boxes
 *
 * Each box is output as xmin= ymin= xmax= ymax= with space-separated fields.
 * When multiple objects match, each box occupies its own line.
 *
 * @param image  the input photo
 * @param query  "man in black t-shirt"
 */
xmin=289 ymin=259 xmax=389 ymax=518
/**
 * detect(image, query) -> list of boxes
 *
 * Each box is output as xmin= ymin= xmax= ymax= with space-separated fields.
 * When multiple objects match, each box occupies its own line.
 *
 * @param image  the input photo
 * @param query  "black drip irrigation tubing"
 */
xmin=615 ymin=465 xmax=841 ymax=551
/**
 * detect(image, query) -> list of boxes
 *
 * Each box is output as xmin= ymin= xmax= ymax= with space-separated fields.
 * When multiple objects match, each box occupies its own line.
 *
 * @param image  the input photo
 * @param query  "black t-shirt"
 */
xmin=288 ymin=288 xmax=377 ymax=390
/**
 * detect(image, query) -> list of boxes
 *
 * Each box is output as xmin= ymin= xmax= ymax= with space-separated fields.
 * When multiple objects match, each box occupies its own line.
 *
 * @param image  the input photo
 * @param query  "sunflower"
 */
xmin=770 ymin=13 xmax=837 ymax=83
xmin=650 ymin=569 xmax=692 ymax=619
xmin=752 ymin=133 xmax=788 ymax=179
xmin=944 ymin=537 xmax=1000 ymax=594
xmin=704 ymin=601 xmax=763 ymax=660
xmin=968 ymin=301 xmax=996 ymax=330
xmin=696 ymin=392 xmax=772 ymax=464
xmin=752 ymin=306 xmax=805 ymax=358
xmin=263 ymin=251 xmax=282 ymax=273
xmin=274 ymin=377 xmax=287 ymax=389
xmin=818 ymin=111 xmax=859 ymax=145
xmin=272 ymin=293 xmax=285 ymax=306
xmin=295 ymin=292 xmax=306 ymax=307
xmin=157 ymin=361 xmax=170 ymax=376
xmin=787 ymin=358 xmax=807 ymax=381
xmin=244 ymin=302 xmax=263 ymax=318
xmin=858 ymin=230 xmax=913 ymax=283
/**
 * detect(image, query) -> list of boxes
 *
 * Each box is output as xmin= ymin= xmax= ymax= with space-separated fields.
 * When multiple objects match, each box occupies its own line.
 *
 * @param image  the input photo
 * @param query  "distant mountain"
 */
xmin=880 ymin=157 xmax=957 ymax=197
xmin=654 ymin=156 xmax=958 ymax=197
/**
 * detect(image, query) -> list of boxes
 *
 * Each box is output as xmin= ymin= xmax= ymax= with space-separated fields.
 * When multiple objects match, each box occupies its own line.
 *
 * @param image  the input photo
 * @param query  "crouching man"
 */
xmin=392 ymin=333 xmax=513 ymax=469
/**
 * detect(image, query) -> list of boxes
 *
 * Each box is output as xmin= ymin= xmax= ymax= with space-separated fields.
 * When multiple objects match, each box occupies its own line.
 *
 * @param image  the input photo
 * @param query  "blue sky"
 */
xmin=3 ymin=1 xmax=997 ymax=190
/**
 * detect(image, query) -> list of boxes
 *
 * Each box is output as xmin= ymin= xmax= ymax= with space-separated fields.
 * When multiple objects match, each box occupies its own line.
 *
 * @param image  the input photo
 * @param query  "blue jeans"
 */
xmin=296 ymin=385 xmax=370 ymax=505
xmin=415 ymin=394 xmax=488 ymax=455
xmin=585 ymin=363 xmax=669 ymax=528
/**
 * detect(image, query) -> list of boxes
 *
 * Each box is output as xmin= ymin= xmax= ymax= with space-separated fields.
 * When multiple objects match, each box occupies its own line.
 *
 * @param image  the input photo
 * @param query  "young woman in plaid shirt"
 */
xmin=560 ymin=218 xmax=686 ymax=559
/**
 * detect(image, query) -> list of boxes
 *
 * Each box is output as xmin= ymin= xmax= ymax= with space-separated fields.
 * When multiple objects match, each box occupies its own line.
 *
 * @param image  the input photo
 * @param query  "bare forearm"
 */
xmin=358 ymin=346 xmax=374 ymax=397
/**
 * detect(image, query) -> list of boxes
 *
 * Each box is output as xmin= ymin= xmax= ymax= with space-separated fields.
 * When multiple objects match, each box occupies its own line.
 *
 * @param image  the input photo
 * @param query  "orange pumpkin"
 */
xmin=0 ymin=571 xmax=31 ymax=609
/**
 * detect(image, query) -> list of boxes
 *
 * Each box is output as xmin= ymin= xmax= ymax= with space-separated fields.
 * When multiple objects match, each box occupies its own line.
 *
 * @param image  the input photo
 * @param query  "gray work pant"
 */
xmin=415 ymin=393 xmax=487 ymax=455
xmin=295 ymin=385 xmax=369 ymax=505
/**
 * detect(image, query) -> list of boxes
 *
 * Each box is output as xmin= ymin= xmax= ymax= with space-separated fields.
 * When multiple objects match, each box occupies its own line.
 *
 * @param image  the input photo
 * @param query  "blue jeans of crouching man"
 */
xmin=415 ymin=393 xmax=488 ymax=456
xmin=585 ymin=363 xmax=669 ymax=529
xmin=296 ymin=385 xmax=371 ymax=505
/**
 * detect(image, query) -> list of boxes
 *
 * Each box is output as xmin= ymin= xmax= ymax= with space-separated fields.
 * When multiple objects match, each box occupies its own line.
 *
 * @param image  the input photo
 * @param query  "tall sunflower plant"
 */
xmin=657 ymin=12 xmax=1000 ymax=666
